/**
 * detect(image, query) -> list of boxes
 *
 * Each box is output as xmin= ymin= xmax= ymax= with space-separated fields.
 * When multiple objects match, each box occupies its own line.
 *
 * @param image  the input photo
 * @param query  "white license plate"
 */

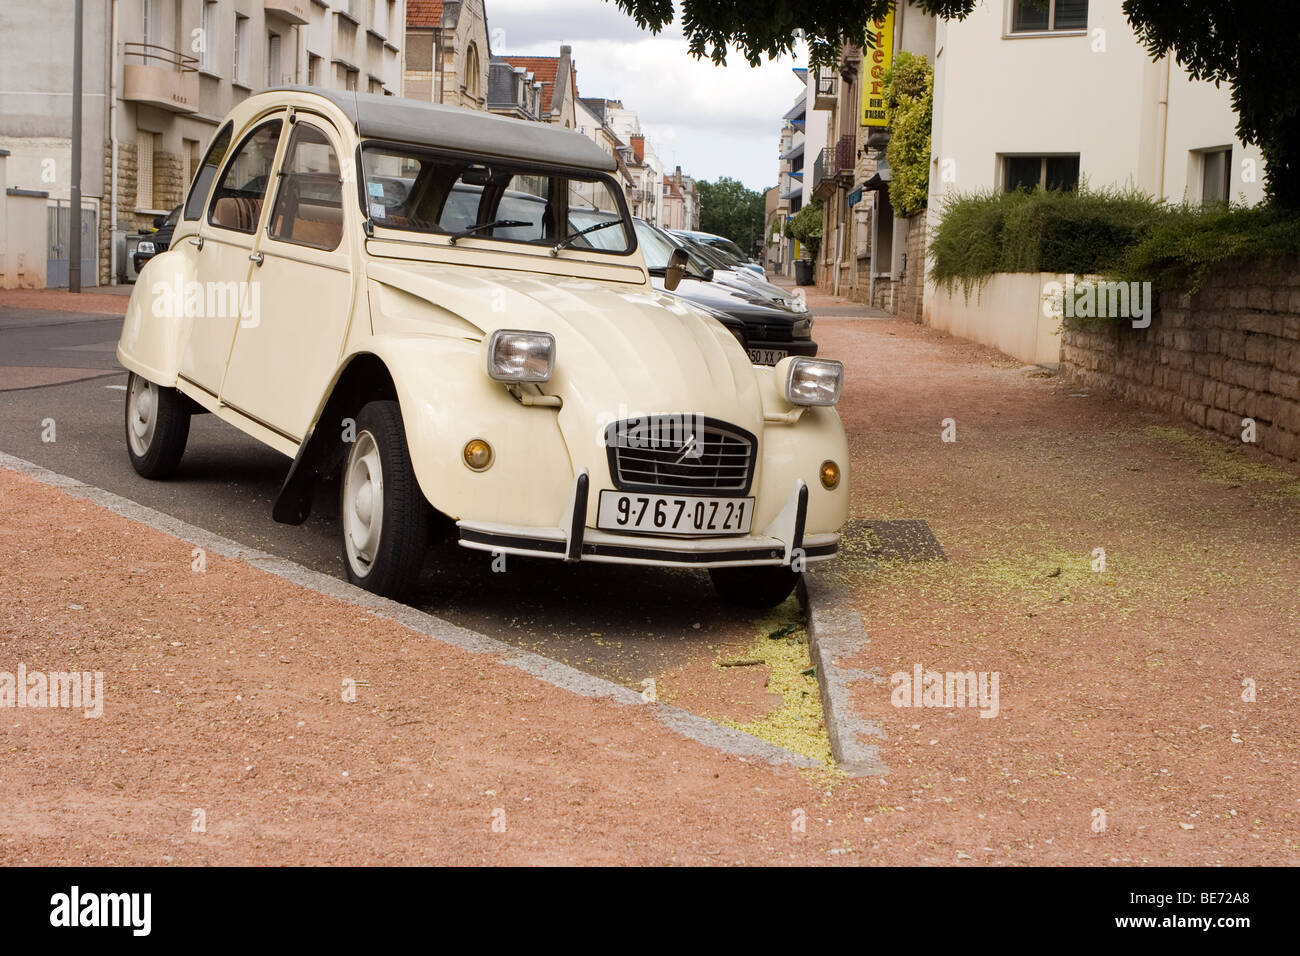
xmin=748 ymin=347 xmax=787 ymax=365
xmin=597 ymin=491 xmax=754 ymax=536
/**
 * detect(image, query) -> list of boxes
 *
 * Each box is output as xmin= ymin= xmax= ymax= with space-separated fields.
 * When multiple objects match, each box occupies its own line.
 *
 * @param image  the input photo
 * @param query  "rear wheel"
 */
xmin=709 ymin=565 xmax=801 ymax=608
xmin=340 ymin=400 xmax=429 ymax=599
xmin=124 ymin=372 xmax=191 ymax=479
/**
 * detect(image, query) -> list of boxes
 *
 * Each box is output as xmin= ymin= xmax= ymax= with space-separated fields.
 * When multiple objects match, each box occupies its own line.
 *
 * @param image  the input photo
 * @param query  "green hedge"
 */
xmin=930 ymin=187 xmax=1168 ymax=296
xmin=931 ymin=188 xmax=1300 ymax=305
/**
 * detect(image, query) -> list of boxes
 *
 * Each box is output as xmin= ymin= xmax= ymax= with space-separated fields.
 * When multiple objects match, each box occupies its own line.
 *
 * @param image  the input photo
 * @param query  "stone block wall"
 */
xmin=1061 ymin=257 xmax=1300 ymax=463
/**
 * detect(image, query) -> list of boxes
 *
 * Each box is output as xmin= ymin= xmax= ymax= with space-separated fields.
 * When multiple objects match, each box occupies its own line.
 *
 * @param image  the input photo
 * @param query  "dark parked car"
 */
xmin=636 ymin=220 xmax=816 ymax=365
xmin=132 ymin=205 xmax=181 ymax=274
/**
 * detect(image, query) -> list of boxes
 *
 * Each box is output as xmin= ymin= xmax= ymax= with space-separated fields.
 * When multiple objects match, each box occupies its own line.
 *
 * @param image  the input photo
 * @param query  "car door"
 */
xmin=179 ymin=116 xmax=286 ymax=399
xmin=218 ymin=113 xmax=355 ymax=442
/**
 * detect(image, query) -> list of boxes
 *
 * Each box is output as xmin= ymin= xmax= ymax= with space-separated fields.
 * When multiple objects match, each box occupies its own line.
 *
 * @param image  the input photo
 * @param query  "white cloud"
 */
xmin=487 ymin=0 xmax=807 ymax=191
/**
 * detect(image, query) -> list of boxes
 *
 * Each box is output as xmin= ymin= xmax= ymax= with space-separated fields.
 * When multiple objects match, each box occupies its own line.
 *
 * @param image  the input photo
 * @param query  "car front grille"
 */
xmin=604 ymin=416 xmax=756 ymax=496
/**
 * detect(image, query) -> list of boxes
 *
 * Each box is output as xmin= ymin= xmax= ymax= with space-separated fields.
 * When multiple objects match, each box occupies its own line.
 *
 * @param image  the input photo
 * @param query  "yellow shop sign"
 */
xmin=860 ymin=8 xmax=895 ymax=127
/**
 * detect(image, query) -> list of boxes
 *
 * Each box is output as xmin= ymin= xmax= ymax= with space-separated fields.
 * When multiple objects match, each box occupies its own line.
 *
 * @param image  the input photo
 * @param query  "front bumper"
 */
xmin=456 ymin=472 xmax=839 ymax=569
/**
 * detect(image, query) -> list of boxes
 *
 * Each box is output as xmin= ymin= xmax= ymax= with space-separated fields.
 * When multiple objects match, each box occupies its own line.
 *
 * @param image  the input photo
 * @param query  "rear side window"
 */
xmin=207 ymin=120 xmax=283 ymax=234
xmin=269 ymin=123 xmax=344 ymax=250
xmin=182 ymin=123 xmax=232 ymax=221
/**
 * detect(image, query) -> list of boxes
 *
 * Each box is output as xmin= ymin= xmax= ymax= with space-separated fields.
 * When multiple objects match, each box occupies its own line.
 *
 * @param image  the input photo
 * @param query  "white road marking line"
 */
xmin=105 ymin=384 xmax=127 ymax=391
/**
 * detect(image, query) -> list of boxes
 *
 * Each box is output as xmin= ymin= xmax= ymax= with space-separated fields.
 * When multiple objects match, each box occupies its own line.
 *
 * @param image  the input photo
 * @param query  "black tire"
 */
xmin=124 ymin=372 xmax=191 ymax=479
xmin=709 ymin=565 xmax=801 ymax=608
xmin=339 ymin=400 xmax=429 ymax=599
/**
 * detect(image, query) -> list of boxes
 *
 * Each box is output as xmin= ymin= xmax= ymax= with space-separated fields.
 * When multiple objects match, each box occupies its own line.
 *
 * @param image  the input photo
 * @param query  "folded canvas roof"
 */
xmin=267 ymin=86 xmax=618 ymax=173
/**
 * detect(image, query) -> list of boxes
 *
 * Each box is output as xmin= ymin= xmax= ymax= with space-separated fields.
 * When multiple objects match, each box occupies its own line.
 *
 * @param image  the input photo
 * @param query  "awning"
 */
xmin=862 ymin=156 xmax=892 ymax=191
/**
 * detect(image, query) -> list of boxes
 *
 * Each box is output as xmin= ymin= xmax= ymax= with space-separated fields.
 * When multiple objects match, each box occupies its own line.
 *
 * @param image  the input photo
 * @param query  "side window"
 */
xmin=269 ymin=123 xmax=344 ymax=250
xmin=207 ymin=120 xmax=283 ymax=234
xmin=182 ymin=123 xmax=232 ymax=221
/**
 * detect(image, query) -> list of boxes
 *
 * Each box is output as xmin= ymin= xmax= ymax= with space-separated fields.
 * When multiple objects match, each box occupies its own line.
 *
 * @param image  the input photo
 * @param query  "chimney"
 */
xmin=630 ymin=134 xmax=645 ymax=162
xmin=560 ymin=45 xmax=572 ymax=57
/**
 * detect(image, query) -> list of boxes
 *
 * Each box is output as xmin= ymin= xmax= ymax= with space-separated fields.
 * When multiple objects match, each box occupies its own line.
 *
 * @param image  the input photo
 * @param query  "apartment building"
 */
xmin=772 ymin=79 xmax=807 ymax=276
xmin=498 ymin=46 xmax=578 ymax=128
xmin=0 ymin=0 xmax=404 ymax=287
xmin=781 ymin=0 xmax=1265 ymax=314
xmin=404 ymin=0 xmax=488 ymax=109
xmin=486 ymin=56 xmax=544 ymax=121
xmin=660 ymin=166 xmax=699 ymax=233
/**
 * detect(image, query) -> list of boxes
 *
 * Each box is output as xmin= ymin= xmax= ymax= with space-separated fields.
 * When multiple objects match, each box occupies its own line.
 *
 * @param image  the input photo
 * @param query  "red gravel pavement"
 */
xmin=0 ymin=285 xmax=1296 ymax=865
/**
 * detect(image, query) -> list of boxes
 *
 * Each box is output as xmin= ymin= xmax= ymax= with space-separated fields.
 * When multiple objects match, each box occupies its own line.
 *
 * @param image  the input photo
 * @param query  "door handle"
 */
xmin=249 ymin=251 xmax=264 ymax=266
xmin=188 ymin=236 xmax=204 ymax=250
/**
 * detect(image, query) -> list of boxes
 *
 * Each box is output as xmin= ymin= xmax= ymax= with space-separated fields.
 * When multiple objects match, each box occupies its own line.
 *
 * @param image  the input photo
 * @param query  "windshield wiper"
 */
xmin=447 ymin=220 xmax=530 ymax=245
xmin=551 ymin=219 xmax=624 ymax=256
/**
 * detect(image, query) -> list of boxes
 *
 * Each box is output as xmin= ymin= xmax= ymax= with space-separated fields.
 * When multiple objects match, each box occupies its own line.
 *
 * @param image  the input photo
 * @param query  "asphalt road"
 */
xmin=0 ymin=306 xmax=789 ymax=687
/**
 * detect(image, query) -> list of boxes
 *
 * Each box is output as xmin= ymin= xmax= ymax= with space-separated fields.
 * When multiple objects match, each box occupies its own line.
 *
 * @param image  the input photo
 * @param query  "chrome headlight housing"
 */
xmin=778 ymin=356 xmax=843 ymax=407
xmin=485 ymin=329 xmax=555 ymax=383
xmin=136 ymin=240 xmax=156 ymax=256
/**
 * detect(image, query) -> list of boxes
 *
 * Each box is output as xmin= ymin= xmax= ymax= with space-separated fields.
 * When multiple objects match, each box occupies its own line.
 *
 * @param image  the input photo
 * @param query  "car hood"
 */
xmin=368 ymin=260 xmax=764 ymax=459
xmin=655 ymin=274 xmax=803 ymax=327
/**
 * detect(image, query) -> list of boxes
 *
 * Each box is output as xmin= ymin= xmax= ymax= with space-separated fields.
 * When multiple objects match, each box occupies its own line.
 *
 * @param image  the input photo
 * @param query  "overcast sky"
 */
xmin=485 ymin=0 xmax=807 ymax=192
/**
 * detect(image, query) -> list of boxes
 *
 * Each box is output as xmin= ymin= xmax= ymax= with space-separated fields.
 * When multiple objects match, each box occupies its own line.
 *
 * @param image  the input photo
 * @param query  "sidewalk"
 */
xmin=0 ymin=286 xmax=1296 ymax=865
xmin=0 ymin=287 xmax=130 ymax=320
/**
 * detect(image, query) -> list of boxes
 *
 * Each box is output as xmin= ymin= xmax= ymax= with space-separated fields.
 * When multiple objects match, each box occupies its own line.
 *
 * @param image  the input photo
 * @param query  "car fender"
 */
xmin=116 ymin=247 xmax=197 ymax=387
xmin=281 ymin=336 xmax=576 ymax=529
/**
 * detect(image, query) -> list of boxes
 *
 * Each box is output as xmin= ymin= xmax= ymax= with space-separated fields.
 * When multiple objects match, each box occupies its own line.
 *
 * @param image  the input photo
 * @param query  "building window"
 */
xmin=345 ymin=68 xmax=358 ymax=92
xmin=233 ymin=14 xmax=249 ymax=84
xmin=1199 ymin=147 xmax=1232 ymax=204
xmin=1002 ymin=154 xmax=1080 ymax=192
xmin=267 ymin=33 xmax=281 ymax=87
xmin=182 ymin=138 xmax=199 ymax=191
xmin=308 ymin=53 xmax=322 ymax=86
xmin=142 ymin=0 xmax=155 ymax=47
xmin=466 ymin=43 xmax=481 ymax=99
xmin=1009 ymin=0 xmax=1088 ymax=33
xmin=136 ymin=131 xmax=156 ymax=209
xmin=200 ymin=1 xmax=217 ymax=71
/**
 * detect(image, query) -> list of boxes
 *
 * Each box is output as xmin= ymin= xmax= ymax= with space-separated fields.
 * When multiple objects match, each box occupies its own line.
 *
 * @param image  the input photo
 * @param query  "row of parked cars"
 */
xmin=117 ymin=87 xmax=847 ymax=607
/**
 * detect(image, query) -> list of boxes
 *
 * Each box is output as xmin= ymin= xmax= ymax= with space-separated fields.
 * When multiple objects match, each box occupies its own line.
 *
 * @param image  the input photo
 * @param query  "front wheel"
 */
xmin=340 ymin=400 xmax=429 ymax=599
xmin=124 ymin=372 xmax=191 ymax=479
xmin=709 ymin=565 xmax=801 ymax=608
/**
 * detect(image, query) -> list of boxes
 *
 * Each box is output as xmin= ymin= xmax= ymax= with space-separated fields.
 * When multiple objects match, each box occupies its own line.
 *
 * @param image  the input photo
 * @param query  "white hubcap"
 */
xmin=343 ymin=431 xmax=384 ymax=577
xmin=127 ymin=375 xmax=158 ymax=457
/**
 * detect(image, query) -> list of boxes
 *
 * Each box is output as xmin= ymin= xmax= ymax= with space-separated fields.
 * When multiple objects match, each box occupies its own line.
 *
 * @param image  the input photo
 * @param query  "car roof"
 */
xmin=265 ymin=86 xmax=618 ymax=174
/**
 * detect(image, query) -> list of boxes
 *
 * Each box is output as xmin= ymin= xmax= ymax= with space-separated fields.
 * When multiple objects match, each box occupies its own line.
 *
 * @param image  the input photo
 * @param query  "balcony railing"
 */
xmin=122 ymin=43 xmax=199 ymax=113
xmin=835 ymin=134 xmax=856 ymax=175
xmin=813 ymin=68 xmax=838 ymax=110
xmin=813 ymin=148 xmax=834 ymax=190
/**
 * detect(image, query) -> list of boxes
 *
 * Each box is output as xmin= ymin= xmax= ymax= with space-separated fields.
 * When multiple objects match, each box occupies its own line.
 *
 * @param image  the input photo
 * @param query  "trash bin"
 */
xmin=795 ymin=259 xmax=815 ymax=286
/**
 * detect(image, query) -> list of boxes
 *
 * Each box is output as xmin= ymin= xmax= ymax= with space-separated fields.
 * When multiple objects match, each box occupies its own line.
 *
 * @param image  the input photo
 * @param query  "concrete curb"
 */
xmin=0 ymin=451 xmax=820 ymax=772
xmin=801 ymin=571 xmax=890 ymax=777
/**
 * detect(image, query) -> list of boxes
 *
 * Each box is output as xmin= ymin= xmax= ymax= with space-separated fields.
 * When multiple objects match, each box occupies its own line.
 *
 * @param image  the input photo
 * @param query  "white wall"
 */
xmin=928 ymin=0 xmax=1265 ymax=209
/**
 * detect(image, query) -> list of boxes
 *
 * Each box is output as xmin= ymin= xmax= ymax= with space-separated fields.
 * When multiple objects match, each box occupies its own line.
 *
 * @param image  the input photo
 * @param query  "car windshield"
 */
xmin=681 ymin=237 xmax=736 ymax=272
xmin=360 ymin=145 xmax=634 ymax=253
xmin=630 ymin=220 xmax=710 ymax=277
xmin=698 ymin=234 xmax=753 ymax=262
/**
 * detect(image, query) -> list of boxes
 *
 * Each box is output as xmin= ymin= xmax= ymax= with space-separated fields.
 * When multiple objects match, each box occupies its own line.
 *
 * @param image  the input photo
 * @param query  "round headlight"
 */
xmin=819 ymin=460 xmax=841 ymax=490
xmin=463 ymin=439 xmax=493 ymax=471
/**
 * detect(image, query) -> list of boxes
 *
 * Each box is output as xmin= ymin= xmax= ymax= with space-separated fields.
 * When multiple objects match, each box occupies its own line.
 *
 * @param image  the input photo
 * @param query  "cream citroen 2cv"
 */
xmin=117 ymin=88 xmax=848 ymax=606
